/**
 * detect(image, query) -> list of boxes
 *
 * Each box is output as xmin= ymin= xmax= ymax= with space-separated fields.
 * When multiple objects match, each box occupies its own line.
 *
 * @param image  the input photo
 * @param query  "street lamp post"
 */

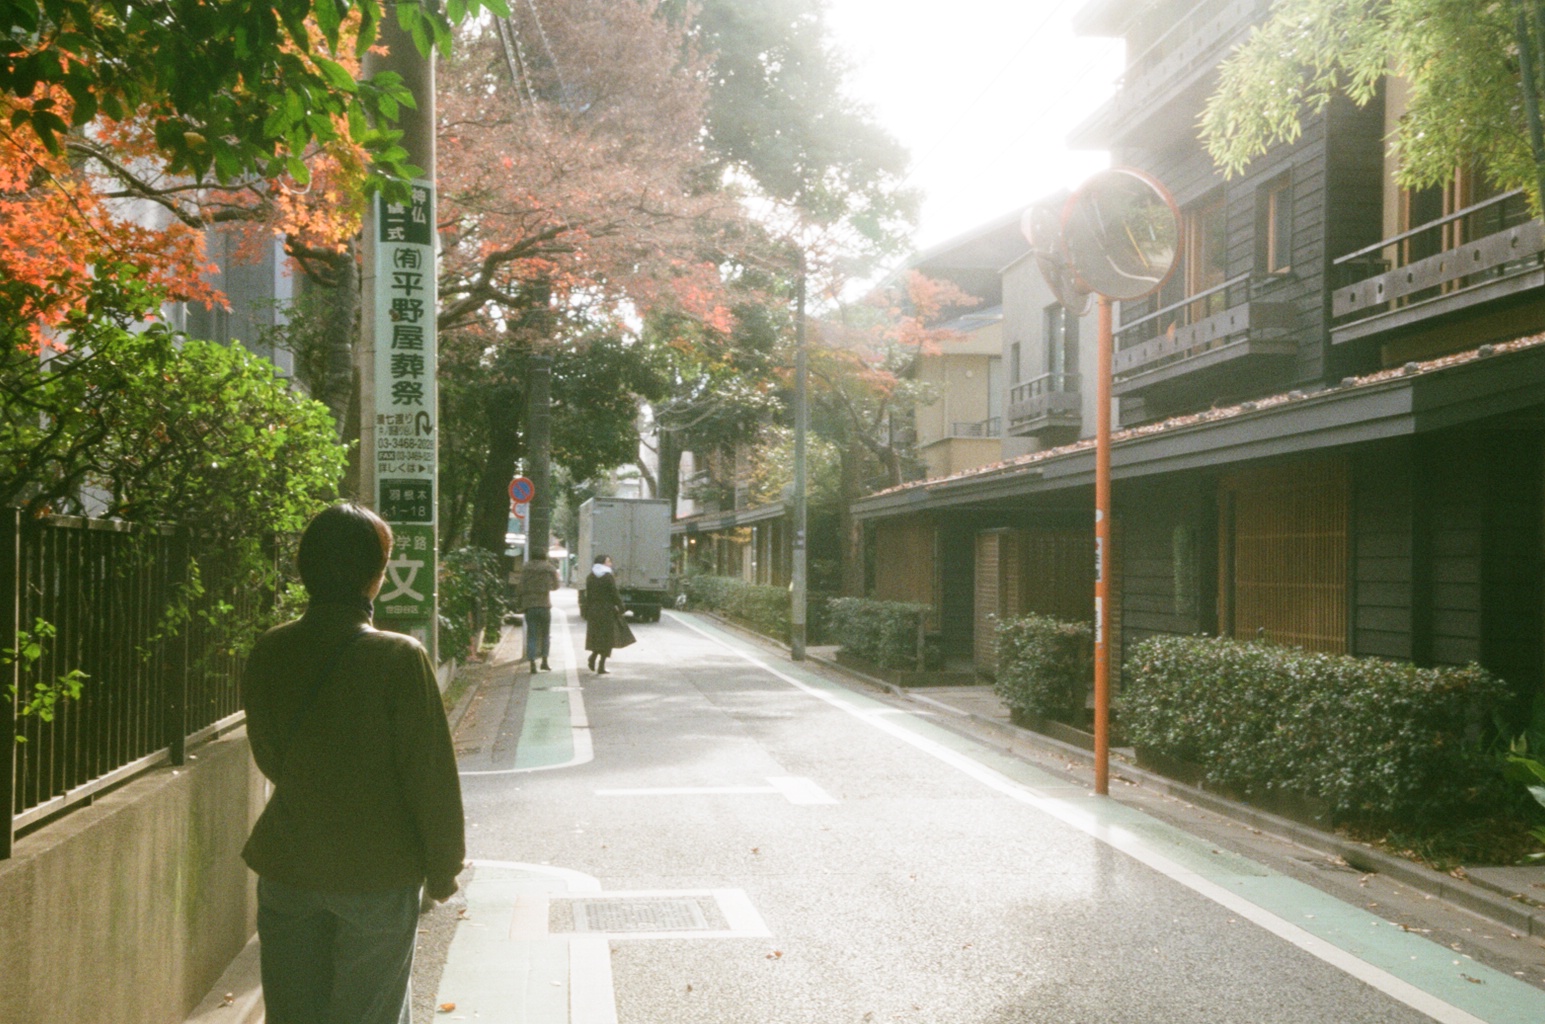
xmin=792 ymin=257 xmax=808 ymax=661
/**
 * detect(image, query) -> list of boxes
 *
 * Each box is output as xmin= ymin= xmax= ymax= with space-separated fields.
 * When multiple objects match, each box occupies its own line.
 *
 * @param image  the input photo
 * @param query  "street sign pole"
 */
xmin=1053 ymin=168 xmax=1180 ymax=798
xmin=1093 ymin=296 xmax=1113 ymax=795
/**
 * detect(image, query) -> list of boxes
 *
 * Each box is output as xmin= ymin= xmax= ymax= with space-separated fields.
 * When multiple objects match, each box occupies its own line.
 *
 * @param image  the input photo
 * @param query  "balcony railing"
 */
xmin=1082 ymin=0 xmax=1269 ymax=142
xmin=1124 ymin=0 xmax=1266 ymax=85
xmin=1008 ymin=372 xmax=1083 ymax=435
xmin=1111 ymin=273 xmax=1296 ymax=395
xmin=1330 ymin=190 xmax=1545 ymax=343
xmin=947 ymin=418 xmax=1002 ymax=439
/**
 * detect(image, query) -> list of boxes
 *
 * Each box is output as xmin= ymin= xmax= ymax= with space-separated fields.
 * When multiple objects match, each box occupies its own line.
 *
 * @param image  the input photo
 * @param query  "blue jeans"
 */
xmin=257 ymin=877 xmax=419 ymax=1024
xmin=523 ymin=606 xmax=552 ymax=662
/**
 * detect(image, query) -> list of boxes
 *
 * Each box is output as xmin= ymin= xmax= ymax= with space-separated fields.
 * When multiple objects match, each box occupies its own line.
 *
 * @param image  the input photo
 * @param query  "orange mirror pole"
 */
xmin=1094 ymin=295 xmax=1113 ymax=796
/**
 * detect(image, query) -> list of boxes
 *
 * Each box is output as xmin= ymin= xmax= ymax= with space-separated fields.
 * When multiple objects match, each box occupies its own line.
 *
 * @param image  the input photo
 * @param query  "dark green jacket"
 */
xmin=242 ymin=601 xmax=465 ymax=893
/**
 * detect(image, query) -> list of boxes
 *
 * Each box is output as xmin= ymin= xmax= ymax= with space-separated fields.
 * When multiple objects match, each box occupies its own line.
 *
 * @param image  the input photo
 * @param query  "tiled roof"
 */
xmin=865 ymin=332 xmax=1545 ymax=500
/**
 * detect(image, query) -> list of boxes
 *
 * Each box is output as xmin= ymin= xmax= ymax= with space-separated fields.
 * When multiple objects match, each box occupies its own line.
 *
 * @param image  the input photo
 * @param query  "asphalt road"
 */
xmin=419 ymin=591 xmax=1545 ymax=1024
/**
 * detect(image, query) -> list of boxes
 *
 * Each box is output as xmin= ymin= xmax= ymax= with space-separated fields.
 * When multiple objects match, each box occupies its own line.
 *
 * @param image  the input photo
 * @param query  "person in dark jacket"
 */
xmin=516 ymin=548 xmax=561 ymax=673
xmin=242 ymin=503 xmax=465 ymax=1024
xmin=582 ymin=554 xmax=625 ymax=674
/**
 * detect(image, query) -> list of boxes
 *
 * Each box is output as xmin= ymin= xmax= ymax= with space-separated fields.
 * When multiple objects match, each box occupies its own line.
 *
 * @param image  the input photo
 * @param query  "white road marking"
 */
xmin=594 ymin=775 xmax=838 ymax=805
xmin=568 ymin=936 xmax=617 ymax=1024
xmin=669 ymin=614 xmax=1499 ymax=1024
xmin=768 ymin=775 xmax=839 ymax=804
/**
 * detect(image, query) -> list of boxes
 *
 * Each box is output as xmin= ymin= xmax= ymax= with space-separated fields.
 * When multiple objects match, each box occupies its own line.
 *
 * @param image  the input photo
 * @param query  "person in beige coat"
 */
xmin=517 ymin=550 xmax=561 ymax=672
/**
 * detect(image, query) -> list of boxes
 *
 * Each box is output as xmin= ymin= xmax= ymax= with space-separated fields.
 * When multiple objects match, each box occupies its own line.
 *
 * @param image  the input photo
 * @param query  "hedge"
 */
xmin=994 ymin=614 xmax=1092 ymax=721
xmin=1120 ymin=634 xmax=1512 ymax=825
xmin=825 ymin=597 xmax=930 ymax=670
xmin=680 ymin=574 xmax=832 ymax=644
xmin=438 ymin=546 xmax=509 ymax=661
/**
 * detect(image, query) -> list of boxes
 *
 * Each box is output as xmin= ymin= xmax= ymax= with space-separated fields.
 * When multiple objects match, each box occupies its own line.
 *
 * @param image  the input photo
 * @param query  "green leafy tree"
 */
xmin=438 ymin=321 xmax=666 ymax=554
xmin=1200 ymin=0 xmax=1545 ymax=207
xmin=681 ymin=0 xmax=919 ymax=267
xmin=0 ymin=0 xmax=505 ymax=190
xmin=2 ymin=303 xmax=347 ymax=665
xmin=641 ymin=297 xmax=787 ymax=512
xmin=642 ymin=0 xmax=923 ymax=518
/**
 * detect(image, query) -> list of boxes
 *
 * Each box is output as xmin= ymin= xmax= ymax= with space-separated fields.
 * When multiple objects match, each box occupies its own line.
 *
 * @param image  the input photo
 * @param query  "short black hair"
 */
xmin=593 ymin=554 xmax=609 ymax=565
xmin=297 ymin=503 xmax=393 ymax=602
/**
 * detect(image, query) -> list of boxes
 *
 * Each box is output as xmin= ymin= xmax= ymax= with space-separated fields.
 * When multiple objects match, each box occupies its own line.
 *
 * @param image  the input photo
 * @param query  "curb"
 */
xmin=184 ymin=934 xmax=263 ymax=1024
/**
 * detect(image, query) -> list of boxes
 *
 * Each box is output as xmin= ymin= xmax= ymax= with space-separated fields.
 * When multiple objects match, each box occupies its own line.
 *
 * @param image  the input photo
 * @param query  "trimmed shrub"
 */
xmin=439 ymin=547 xmax=509 ymax=660
xmin=994 ymin=614 xmax=1092 ymax=720
xmin=682 ymin=575 xmax=782 ymax=635
xmin=680 ymin=574 xmax=836 ymax=643
xmin=826 ymin=597 xmax=930 ymax=669
xmin=1121 ymin=634 xmax=1512 ymax=825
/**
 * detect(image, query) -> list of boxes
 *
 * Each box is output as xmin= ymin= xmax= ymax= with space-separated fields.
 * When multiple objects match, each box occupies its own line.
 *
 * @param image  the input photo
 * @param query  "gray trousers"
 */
xmin=257 ymin=877 xmax=419 ymax=1024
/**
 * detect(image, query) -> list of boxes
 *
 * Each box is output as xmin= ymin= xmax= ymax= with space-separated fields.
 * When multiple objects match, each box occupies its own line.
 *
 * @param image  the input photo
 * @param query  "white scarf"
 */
xmin=591 ymin=563 xmax=613 ymax=577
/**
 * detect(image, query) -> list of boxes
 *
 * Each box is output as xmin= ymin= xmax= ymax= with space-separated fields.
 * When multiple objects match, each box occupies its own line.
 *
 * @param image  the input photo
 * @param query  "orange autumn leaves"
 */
xmin=1 ymin=23 xmax=376 ymax=349
xmin=1 ymin=86 xmax=220 ymax=347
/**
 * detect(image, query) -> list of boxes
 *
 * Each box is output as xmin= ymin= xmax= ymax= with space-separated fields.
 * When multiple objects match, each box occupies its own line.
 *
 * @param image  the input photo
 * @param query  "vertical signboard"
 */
xmin=372 ymin=183 xmax=437 ymax=648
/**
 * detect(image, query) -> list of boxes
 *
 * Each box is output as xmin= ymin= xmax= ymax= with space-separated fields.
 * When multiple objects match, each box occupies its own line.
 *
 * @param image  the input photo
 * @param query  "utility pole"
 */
xmin=360 ymin=9 xmax=439 ymax=656
xmin=526 ymin=355 xmax=553 ymax=562
xmin=791 ymin=256 xmax=808 ymax=661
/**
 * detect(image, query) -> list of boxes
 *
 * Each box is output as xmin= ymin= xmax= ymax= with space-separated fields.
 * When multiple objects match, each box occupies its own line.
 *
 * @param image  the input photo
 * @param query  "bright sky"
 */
xmin=824 ymin=0 xmax=1124 ymax=253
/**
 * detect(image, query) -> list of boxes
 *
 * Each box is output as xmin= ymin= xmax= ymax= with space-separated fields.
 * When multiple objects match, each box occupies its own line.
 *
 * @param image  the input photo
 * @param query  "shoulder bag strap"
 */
xmin=277 ymin=625 xmax=370 ymax=770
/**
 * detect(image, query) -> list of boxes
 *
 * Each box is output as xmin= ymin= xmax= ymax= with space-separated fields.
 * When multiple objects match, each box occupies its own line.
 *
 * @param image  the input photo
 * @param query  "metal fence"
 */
xmin=2 ymin=509 xmax=261 ymax=859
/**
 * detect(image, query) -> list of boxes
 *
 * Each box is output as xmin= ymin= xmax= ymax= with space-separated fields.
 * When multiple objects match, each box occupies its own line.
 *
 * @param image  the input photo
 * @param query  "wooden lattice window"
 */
xmin=1017 ymin=529 xmax=1095 ymax=623
xmin=1220 ymin=458 xmax=1349 ymax=653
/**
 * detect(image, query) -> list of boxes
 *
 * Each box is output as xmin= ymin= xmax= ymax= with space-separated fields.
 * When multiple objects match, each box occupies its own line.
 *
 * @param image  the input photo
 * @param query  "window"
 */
xmin=1257 ymin=175 xmax=1292 ymax=275
xmin=1184 ymin=193 xmax=1228 ymax=319
xmin=1010 ymin=341 xmax=1021 ymax=385
xmin=1043 ymin=304 xmax=1079 ymax=378
xmin=1219 ymin=458 xmax=1348 ymax=653
xmin=987 ymin=356 xmax=1003 ymax=425
xmin=1153 ymin=191 xmax=1227 ymax=328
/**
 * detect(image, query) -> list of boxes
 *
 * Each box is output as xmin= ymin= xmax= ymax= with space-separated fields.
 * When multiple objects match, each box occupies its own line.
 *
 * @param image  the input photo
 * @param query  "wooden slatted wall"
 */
xmin=1221 ymin=458 xmax=1350 ymax=653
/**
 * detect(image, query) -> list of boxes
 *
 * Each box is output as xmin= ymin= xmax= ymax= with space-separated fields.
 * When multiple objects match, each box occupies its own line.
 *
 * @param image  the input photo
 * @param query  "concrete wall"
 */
xmin=0 ymin=730 xmax=265 ymax=1024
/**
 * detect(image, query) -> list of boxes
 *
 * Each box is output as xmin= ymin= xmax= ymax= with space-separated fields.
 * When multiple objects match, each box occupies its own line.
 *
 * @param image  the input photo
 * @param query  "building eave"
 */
xmin=852 ymin=336 xmax=1545 ymax=521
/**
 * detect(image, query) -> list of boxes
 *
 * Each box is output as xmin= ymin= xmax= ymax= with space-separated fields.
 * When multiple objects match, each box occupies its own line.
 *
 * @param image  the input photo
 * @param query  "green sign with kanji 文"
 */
xmin=375 ymin=524 xmax=436 ymax=626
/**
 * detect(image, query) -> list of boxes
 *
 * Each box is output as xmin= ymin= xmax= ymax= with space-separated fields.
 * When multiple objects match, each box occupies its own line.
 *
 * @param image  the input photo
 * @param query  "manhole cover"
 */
xmin=552 ymin=897 xmax=722 ymax=933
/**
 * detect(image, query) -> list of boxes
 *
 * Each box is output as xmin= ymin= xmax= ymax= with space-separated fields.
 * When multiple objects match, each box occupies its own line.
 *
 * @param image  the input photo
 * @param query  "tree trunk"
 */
xmin=290 ymin=252 xmax=361 ymax=497
xmin=470 ymin=385 xmax=526 ymax=556
xmin=839 ymin=445 xmax=866 ymax=596
xmin=657 ymin=428 xmax=682 ymax=515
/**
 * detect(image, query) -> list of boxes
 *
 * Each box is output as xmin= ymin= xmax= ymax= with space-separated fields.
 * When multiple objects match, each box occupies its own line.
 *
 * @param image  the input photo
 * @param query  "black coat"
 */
xmin=583 ymin=571 xmax=624 ymax=654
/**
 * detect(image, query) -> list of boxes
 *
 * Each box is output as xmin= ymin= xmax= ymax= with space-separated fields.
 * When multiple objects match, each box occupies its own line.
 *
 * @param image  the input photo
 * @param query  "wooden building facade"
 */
xmin=852 ymin=0 xmax=1545 ymax=723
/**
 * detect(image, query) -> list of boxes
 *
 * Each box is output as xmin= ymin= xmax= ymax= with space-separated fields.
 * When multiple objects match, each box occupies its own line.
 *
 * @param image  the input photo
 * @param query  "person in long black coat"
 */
xmin=583 ymin=554 xmax=625 ymax=674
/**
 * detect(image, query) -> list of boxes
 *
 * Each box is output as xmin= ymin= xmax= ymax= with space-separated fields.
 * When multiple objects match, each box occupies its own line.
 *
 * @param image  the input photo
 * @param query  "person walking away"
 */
xmin=517 ymin=548 xmax=561 ymax=672
xmin=583 ymin=554 xmax=625 ymax=674
xmin=242 ymin=503 xmax=465 ymax=1024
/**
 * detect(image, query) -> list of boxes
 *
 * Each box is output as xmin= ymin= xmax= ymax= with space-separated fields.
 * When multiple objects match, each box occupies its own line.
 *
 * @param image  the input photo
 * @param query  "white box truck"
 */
xmin=577 ymin=497 xmax=672 ymax=622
